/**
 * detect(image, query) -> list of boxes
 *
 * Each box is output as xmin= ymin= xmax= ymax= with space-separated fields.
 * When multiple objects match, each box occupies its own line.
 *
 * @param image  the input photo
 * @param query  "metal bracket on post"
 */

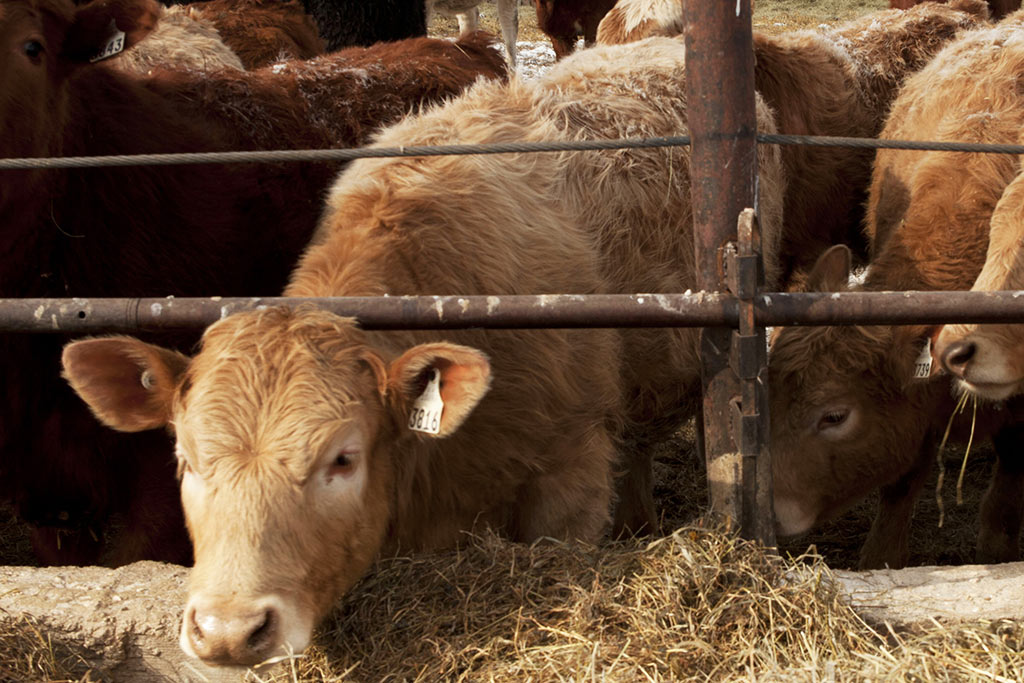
xmin=725 ymin=209 xmax=775 ymax=547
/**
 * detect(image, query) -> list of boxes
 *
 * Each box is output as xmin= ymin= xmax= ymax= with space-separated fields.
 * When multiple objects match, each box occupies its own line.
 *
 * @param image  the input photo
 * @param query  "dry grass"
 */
xmin=241 ymin=524 xmax=1024 ymax=682
xmin=0 ymin=614 xmax=98 ymax=682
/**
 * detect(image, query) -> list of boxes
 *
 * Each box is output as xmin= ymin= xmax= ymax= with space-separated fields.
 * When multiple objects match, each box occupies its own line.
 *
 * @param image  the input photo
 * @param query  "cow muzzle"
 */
xmin=180 ymin=594 xmax=309 ymax=667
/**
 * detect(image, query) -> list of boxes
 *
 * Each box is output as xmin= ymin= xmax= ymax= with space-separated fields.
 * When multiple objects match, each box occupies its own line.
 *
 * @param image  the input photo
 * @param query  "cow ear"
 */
xmin=62 ymin=0 xmax=160 ymax=63
xmin=61 ymin=336 xmax=189 ymax=432
xmin=805 ymin=244 xmax=852 ymax=293
xmin=387 ymin=342 xmax=492 ymax=438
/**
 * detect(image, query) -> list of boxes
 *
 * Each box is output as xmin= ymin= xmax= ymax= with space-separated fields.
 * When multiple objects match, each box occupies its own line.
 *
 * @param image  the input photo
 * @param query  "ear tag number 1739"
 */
xmin=408 ymin=368 xmax=443 ymax=435
xmin=913 ymin=338 xmax=933 ymax=379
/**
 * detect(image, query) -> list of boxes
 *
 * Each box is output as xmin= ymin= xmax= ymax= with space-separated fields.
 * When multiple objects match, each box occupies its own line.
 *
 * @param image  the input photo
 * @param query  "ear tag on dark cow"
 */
xmin=913 ymin=338 xmax=933 ymax=379
xmin=89 ymin=21 xmax=126 ymax=63
xmin=408 ymin=368 xmax=443 ymax=435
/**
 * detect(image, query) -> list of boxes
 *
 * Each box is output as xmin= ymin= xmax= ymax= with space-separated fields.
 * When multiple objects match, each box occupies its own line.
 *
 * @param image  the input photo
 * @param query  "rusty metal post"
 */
xmin=683 ymin=0 xmax=774 ymax=545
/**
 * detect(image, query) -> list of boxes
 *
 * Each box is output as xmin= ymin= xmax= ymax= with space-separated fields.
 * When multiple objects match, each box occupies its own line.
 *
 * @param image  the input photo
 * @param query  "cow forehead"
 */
xmin=771 ymin=325 xmax=889 ymax=383
xmin=0 ymin=0 xmax=70 ymax=31
xmin=175 ymin=309 xmax=380 ymax=469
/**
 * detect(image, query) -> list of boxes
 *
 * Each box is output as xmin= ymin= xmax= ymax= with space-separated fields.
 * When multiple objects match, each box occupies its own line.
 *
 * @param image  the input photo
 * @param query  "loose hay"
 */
xmin=0 ymin=613 xmax=98 ymax=682
xmin=239 ymin=523 xmax=1014 ymax=682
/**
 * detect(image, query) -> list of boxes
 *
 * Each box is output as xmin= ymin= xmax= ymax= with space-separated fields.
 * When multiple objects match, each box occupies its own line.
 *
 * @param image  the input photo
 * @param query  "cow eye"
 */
xmin=23 ymin=40 xmax=44 ymax=61
xmin=818 ymin=409 xmax=849 ymax=429
xmin=329 ymin=451 xmax=356 ymax=476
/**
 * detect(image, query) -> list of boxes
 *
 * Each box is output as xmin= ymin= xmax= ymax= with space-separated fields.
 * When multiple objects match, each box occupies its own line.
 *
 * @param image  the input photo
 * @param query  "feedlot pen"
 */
xmin=4 ymin=1 xmax=1024 ymax=680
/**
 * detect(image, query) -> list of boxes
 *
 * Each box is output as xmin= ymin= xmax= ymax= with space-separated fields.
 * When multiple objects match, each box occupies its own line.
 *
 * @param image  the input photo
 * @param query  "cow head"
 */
xmin=767 ymin=245 xmax=940 ymax=536
xmin=936 ymin=170 xmax=1024 ymax=401
xmin=0 ymin=0 xmax=158 ymax=164
xmin=61 ymin=307 xmax=492 ymax=667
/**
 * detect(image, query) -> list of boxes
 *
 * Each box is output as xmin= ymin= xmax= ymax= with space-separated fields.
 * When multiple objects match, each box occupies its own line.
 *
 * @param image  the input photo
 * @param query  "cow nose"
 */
xmin=941 ymin=340 xmax=976 ymax=378
xmin=185 ymin=604 xmax=280 ymax=666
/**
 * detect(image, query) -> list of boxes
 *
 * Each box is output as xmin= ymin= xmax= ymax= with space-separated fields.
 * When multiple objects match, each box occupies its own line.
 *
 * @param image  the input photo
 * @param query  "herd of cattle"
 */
xmin=3 ymin=0 xmax=1024 ymax=668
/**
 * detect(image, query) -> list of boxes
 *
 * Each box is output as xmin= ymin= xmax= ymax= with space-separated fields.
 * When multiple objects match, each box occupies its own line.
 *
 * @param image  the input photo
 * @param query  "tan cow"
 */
xmin=110 ymin=3 xmax=244 ymax=73
xmin=62 ymin=36 xmax=785 ymax=665
xmin=935 ymin=171 xmax=1024 ymax=401
xmin=768 ymin=13 xmax=1024 ymax=570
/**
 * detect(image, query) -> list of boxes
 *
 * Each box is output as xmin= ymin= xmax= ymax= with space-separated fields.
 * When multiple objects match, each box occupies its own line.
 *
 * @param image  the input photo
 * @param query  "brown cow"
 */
xmin=768 ymin=13 xmax=1024 ymax=569
xmin=62 ymin=36 xmax=785 ymax=665
xmin=188 ymin=0 xmax=324 ymax=68
xmin=0 ymin=0 xmax=505 ymax=566
xmin=535 ymin=0 xmax=617 ymax=59
xmin=935 ymin=172 xmax=1024 ymax=401
xmin=891 ymin=0 xmax=1019 ymax=20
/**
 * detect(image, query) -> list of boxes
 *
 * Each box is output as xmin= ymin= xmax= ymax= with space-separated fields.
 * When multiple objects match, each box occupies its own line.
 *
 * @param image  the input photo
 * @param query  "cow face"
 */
xmin=936 ymin=171 xmax=1024 ymax=401
xmin=61 ymin=307 xmax=492 ymax=667
xmin=0 ymin=0 xmax=157 ymax=163
xmin=767 ymin=246 xmax=938 ymax=536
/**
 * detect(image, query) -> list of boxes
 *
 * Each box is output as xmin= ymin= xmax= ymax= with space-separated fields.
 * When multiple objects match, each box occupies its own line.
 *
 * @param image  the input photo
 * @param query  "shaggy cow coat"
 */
xmin=110 ymin=2 xmax=245 ymax=73
xmin=596 ymin=0 xmax=989 ymax=283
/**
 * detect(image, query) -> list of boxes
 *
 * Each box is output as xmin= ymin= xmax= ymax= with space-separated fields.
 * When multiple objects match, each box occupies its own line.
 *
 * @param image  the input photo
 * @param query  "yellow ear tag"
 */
xmin=408 ymin=368 xmax=443 ymax=435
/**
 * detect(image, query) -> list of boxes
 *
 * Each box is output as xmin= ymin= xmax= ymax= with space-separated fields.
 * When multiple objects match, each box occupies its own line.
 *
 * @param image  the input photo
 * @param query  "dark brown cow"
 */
xmin=167 ymin=0 xmax=429 ymax=52
xmin=0 ymin=0 xmax=505 ymax=566
xmin=534 ymin=0 xmax=617 ymax=59
xmin=891 ymin=0 xmax=1019 ymax=20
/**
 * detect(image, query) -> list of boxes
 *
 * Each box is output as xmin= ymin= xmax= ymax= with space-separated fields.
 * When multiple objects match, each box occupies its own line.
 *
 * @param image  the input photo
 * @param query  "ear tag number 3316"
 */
xmin=408 ymin=368 xmax=443 ymax=435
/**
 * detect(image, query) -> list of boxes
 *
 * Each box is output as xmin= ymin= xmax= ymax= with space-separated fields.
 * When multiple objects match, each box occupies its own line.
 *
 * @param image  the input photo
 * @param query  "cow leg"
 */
xmin=611 ymin=446 xmax=656 ymax=538
xmin=976 ymin=422 xmax=1024 ymax=564
xmin=455 ymin=6 xmax=479 ymax=37
xmin=495 ymin=0 xmax=518 ymax=66
xmin=514 ymin=423 xmax=615 ymax=542
xmin=858 ymin=435 xmax=932 ymax=570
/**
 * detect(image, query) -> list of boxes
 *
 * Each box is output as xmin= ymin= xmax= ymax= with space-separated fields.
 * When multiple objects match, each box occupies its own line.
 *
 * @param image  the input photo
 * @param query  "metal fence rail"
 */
xmin=3 ymin=290 xmax=1024 ymax=333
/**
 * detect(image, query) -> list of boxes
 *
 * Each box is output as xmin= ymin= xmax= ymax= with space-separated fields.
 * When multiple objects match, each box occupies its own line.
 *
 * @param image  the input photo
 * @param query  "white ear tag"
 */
xmin=89 ymin=22 xmax=126 ymax=63
xmin=913 ymin=338 xmax=933 ymax=379
xmin=408 ymin=368 xmax=443 ymax=435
